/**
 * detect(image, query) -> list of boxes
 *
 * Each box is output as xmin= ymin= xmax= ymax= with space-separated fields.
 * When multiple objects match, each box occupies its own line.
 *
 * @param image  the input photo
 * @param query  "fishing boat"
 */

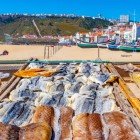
xmin=119 ymin=46 xmax=140 ymax=52
xmin=107 ymin=44 xmax=120 ymax=50
xmin=97 ymin=43 xmax=107 ymax=48
xmin=77 ymin=42 xmax=98 ymax=48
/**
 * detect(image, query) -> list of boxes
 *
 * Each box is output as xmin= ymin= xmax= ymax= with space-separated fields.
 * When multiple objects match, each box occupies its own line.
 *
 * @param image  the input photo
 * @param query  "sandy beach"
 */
xmin=0 ymin=45 xmax=140 ymax=62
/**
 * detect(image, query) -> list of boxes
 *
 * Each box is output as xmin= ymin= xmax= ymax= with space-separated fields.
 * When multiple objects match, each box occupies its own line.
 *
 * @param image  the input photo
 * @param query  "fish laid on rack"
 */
xmin=32 ymin=105 xmax=54 ymax=126
xmin=72 ymin=113 xmax=103 ymax=140
xmin=35 ymin=92 xmax=64 ymax=107
xmin=0 ymin=62 xmax=139 ymax=139
xmin=88 ymin=72 xmax=109 ymax=85
xmin=10 ymin=103 xmax=35 ymax=127
xmin=60 ymin=107 xmax=73 ymax=140
xmin=19 ymin=123 xmax=52 ymax=140
xmin=117 ymin=63 xmax=140 ymax=72
xmin=14 ymin=68 xmax=57 ymax=78
xmin=0 ymin=101 xmax=16 ymax=117
xmin=103 ymin=111 xmax=140 ymax=140
xmin=9 ymin=89 xmax=38 ymax=101
xmin=0 ymin=101 xmax=24 ymax=124
xmin=0 ymin=122 xmax=19 ymax=140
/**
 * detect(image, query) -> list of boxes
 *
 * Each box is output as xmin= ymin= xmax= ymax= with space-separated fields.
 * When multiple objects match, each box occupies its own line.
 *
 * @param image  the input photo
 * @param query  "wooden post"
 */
xmin=48 ymin=45 xmax=50 ymax=59
xmin=53 ymin=46 xmax=55 ymax=55
xmin=44 ymin=45 xmax=47 ymax=59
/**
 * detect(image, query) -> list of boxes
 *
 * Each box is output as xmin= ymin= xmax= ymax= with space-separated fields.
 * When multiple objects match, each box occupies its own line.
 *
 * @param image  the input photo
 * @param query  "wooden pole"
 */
xmin=53 ymin=46 xmax=55 ymax=55
xmin=48 ymin=45 xmax=50 ymax=59
xmin=44 ymin=45 xmax=47 ymax=59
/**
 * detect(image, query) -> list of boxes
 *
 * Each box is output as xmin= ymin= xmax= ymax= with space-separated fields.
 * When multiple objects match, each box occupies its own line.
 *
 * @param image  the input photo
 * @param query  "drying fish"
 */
xmin=0 ymin=101 xmax=15 ymax=117
xmin=9 ymin=89 xmax=38 ymax=101
xmin=0 ymin=122 xmax=19 ymax=140
xmin=75 ymin=74 xmax=88 ymax=83
xmin=19 ymin=123 xmax=52 ymax=140
xmin=0 ymin=101 xmax=24 ymax=124
xmin=49 ymin=81 xmax=64 ymax=93
xmin=72 ymin=113 xmax=90 ymax=140
xmin=64 ymin=73 xmax=75 ymax=82
xmin=88 ymin=72 xmax=109 ymax=84
xmin=16 ymin=79 xmax=31 ymax=91
xmin=66 ymin=93 xmax=96 ymax=114
xmin=60 ymin=107 xmax=73 ymax=140
xmin=14 ymin=68 xmax=44 ymax=78
xmin=72 ymin=113 xmax=104 ymax=140
xmin=78 ymin=63 xmax=91 ymax=73
xmin=96 ymin=86 xmax=113 ymax=98
xmin=39 ymin=81 xmax=54 ymax=93
xmin=117 ymin=63 xmax=140 ymax=73
xmin=35 ymin=92 xmax=52 ymax=106
xmin=14 ymin=68 xmax=57 ymax=78
xmin=67 ymin=64 xmax=78 ymax=74
xmin=95 ymin=98 xmax=117 ymax=114
xmin=103 ymin=111 xmax=140 ymax=140
xmin=90 ymin=64 xmax=101 ymax=73
xmin=74 ymin=96 xmax=96 ymax=115
xmin=35 ymin=92 xmax=64 ymax=107
xmin=32 ymin=105 xmax=54 ymax=126
xmin=10 ymin=104 xmax=35 ymax=127
xmin=79 ymin=83 xmax=99 ymax=93
xmin=64 ymin=81 xmax=72 ymax=92
xmin=70 ymin=82 xmax=84 ymax=93
xmin=28 ymin=76 xmax=40 ymax=91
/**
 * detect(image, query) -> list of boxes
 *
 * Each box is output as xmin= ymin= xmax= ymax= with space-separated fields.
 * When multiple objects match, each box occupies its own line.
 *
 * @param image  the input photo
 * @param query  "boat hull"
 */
xmin=77 ymin=43 xmax=97 ymax=48
xmin=107 ymin=45 xmax=119 ymax=51
xmin=119 ymin=46 xmax=140 ymax=52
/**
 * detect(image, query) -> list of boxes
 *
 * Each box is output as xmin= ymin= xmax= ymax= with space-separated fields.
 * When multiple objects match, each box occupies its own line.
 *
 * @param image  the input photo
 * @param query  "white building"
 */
xmin=132 ymin=23 xmax=140 ymax=41
xmin=120 ymin=15 xmax=129 ymax=23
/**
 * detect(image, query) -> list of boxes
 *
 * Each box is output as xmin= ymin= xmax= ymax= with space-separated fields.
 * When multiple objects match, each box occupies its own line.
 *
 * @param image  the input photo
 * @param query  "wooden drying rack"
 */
xmin=0 ymin=60 xmax=140 ymax=132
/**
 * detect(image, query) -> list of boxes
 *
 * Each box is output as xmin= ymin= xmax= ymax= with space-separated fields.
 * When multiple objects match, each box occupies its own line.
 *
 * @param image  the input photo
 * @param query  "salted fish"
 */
xmin=64 ymin=81 xmax=72 ymax=92
xmin=0 ymin=101 xmax=15 ymax=117
xmin=16 ymin=79 xmax=31 ymax=91
xmin=28 ymin=76 xmax=40 ymax=91
xmin=75 ymin=74 xmax=88 ymax=83
xmin=96 ymin=86 xmax=113 ymax=98
xmin=39 ymin=81 xmax=54 ymax=93
xmin=9 ymin=89 xmax=38 ymax=101
xmin=79 ymin=83 xmax=99 ymax=93
xmin=35 ymin=92 xmax=52 ymax=106
xmin=0 ymin=101 xmax=24 ymax=124
xmin=10 ymin=104 xmax=35 ymax=127
xmin=78 ymin=63 xmax=91 ymax=73
xmin=49 ymin=81 xmax=64 ymax=93
xmin=89 ymin=72 xmax=109 ymax=84
xmin=75 ymin=97 xmax=95 ymax=115
xmin=95 ymin=98 xmax=117 ymax=114
xmin=66 ymin=92 xmax=96 ymax=114
xmin=70 ymin=82 xmax=84 ymax=93
xmin=35 ymin=92 xmax=64 ymax=107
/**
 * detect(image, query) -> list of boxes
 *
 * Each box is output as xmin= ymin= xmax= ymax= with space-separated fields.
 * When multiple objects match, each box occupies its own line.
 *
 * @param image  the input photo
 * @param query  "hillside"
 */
xmin=0 ymin=15 xmax=113 ymax=41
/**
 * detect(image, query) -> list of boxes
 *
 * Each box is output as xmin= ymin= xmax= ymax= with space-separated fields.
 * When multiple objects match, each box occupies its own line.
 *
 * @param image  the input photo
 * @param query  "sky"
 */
xmin=0 ymin=0 xmax=140 ymax=20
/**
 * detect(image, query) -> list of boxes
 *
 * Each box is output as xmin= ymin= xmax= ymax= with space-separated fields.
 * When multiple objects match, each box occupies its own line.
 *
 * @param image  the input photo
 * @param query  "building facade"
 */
xmin=120 ymin=15 xmax=130 ymax=23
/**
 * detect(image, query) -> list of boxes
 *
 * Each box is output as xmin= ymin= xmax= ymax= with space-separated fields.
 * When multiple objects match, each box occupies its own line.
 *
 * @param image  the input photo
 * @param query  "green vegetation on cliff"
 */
xmin=0 ymin=15 xmax=113 ymax=41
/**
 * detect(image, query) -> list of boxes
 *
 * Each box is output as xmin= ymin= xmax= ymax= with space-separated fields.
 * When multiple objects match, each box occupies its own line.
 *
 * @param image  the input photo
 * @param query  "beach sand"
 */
xmin=0 ymin=45 xmax=140 ymax=62
xmin=50 ymin=46 xmax=140 ymax=62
